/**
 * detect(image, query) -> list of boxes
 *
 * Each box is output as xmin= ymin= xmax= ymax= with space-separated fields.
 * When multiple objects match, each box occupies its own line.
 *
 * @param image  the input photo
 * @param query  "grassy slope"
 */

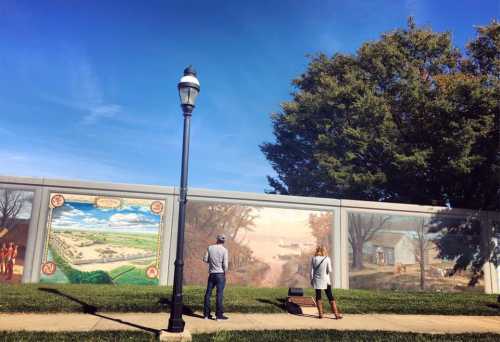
xmin=0 ymin=284 xmax=499 ymax=315
xmin=110 ymin=266 xmax=159 ymax=286
xmin=1 ymin=331 xmax=500 ymax=342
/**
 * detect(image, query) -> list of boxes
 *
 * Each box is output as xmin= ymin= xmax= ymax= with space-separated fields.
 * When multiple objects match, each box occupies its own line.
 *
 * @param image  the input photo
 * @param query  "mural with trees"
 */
xmin=348 ymin=212 xmax=391 ymax=270
xmin=0 ymin=188 xmax=33 ymax=284
xmin=184 ymin=201 xmax=334 ymax=288
xmin=184 ymin=202 xmax=259 ymax=285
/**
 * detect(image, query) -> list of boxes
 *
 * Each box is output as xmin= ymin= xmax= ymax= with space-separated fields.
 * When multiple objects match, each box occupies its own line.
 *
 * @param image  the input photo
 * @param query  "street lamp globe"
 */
xmin=178 ymin=66 xmax=200 ymax=113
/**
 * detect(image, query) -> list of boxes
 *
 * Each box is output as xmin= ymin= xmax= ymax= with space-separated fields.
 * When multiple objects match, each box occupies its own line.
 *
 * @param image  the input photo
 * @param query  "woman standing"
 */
xmin=310 ymin=246 xmax=342 ymax=319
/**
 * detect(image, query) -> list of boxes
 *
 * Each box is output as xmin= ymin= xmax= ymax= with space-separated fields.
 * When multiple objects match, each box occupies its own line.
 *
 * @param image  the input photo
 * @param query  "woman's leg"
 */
xmin=326 ymin=285 xmax=342 ymax=319
xmin=315 ymin=289 xmax=323 ymax=318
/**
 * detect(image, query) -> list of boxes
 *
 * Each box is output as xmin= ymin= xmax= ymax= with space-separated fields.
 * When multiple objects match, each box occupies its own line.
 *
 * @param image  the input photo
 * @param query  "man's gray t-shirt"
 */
xmin=203 ymin=244 xmax=228 ymax=274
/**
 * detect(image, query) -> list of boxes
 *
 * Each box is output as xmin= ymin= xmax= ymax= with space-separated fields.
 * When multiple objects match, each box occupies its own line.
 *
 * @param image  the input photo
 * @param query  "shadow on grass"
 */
xmin=38 ymin=288 xmax=98 ymax=314
xmin=256 ymin=298 xmax=287 ymax=311
xmin=157 ymin=297 xmax=204 ymax=319
xmin=486 ymin=303 xmax=500 ymax=311
xmin=38 ymin=287 xmax=162 ymax=337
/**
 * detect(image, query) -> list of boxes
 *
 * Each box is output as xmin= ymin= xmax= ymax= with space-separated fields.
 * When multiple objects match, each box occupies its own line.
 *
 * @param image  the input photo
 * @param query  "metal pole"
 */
xmin=167 ymin=107 xmax=192 ymax=333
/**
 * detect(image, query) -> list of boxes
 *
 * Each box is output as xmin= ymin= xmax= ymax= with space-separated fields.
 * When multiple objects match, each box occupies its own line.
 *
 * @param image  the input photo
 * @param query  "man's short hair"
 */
xmin=216 ymin=234 xmax=226 ymax=243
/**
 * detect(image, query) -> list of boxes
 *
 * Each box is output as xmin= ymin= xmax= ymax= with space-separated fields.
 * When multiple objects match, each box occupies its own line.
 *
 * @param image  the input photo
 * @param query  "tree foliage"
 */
xmin=261 ymin=19 xmax=500 ymax=283
xmin=0 ymin=189 xmax=32 ymax=230
xmin=309 ymin=212 xmax=333 ymax=248
xmin=261 ymin=19 xmax=499 ymax=210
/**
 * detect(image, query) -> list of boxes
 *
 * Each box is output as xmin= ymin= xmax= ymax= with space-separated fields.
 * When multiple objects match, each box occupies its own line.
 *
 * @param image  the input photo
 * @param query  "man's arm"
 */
xmin=223 ymin=248 xmax=229 ymax=272
xmin=310 ymin=257 xmax=314 ymax=280
xmin=203 ymin=248 xmax=209 ymax=263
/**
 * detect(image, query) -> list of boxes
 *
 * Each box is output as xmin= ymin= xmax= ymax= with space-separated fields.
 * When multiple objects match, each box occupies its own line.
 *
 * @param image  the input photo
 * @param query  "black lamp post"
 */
xmin=167 ymin=66 xmax=200 ymax=333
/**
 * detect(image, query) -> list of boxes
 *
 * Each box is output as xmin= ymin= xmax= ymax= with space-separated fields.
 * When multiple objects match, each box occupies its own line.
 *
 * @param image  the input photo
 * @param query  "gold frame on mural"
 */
xmin=42 ymin=193 xmax=165 ymax=281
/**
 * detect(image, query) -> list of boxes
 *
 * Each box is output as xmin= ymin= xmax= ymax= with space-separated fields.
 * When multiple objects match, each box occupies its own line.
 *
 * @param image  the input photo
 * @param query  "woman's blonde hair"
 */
xmin=314 ymin=246 xmax=328 ymax=257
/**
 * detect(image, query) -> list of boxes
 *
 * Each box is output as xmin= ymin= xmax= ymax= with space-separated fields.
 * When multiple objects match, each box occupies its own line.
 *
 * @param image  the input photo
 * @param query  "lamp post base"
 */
xmin=167 ymin=316 xmax=186 ymax=333
xmin=159 ymin=329 xmax=192 ymax=342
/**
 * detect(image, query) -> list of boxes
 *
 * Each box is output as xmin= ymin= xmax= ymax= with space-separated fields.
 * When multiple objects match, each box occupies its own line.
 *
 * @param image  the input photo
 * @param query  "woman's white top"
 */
xmin=310 ymin=256 xmax=332 ymax=289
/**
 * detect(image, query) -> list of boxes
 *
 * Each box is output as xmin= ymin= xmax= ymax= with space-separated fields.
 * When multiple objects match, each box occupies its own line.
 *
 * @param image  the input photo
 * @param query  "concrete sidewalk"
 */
xmin=0 ymin=312 xmax=500 ymax=335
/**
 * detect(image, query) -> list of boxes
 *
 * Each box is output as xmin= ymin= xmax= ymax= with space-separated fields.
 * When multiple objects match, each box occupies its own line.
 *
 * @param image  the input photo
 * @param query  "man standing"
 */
xmin=203 ymin=234 xmax=229 ymax=320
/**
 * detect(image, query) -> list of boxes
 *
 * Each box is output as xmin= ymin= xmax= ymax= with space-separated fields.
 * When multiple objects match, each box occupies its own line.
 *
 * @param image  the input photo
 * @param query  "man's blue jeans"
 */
xmin=203 ymin=273 xmax=225 ymax=318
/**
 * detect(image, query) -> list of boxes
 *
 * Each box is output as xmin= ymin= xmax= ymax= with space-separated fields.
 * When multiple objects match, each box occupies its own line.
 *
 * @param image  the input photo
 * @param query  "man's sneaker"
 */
xmin=204 ymin=315 xmax=214 ymax=320
xmin=216 ymin=315 xmax=229 ymax=321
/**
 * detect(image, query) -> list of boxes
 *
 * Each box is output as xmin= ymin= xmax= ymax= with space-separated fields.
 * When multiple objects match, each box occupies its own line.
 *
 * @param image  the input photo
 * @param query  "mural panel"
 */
xmin=184 ymin=201 xmax=334 ymax=288
xmin=0 ymin=188 xmax=34 ymax=284
xmin=40 ymin=193 xmax=165 ymax=285
xmin=348 ymin=211 xmax=484 ymax=292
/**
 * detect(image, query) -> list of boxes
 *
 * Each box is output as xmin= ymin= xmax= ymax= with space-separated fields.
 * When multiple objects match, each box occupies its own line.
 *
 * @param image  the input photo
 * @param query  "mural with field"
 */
xmin=0 ymin=188 xmax=33 ymax=284
xmin=40 ymin=193 xmax=165 ymax=285
xmin=348 ymin=211 xmax=484 ymax=292
xmin=184 ymin=201 xmax=334 ymax=288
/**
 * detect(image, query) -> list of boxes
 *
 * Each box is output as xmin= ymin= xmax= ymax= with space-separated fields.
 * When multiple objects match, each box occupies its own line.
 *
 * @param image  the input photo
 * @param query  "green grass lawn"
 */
xmin=1 ymin=284 xmax=499 ymax=315
xmin=1 ymin=330 xmax=500 ymax=342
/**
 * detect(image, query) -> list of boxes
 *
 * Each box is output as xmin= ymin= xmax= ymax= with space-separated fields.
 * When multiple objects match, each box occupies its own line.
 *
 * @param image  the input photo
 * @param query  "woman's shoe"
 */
xmin=316 ymin=299 xmax=323 ymax=319
xmin=329 ymin=300 xmax=343 ymax=319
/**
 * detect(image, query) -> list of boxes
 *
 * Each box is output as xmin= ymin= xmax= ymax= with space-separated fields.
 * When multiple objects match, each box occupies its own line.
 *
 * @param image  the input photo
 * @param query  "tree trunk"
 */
xmin=419 ymin=242 xmax=426 ymax=290
xmin=351 ymin=243 xmax=364 ymax=270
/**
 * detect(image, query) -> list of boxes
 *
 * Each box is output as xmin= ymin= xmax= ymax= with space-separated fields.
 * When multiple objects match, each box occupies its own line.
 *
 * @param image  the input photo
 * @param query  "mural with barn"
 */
xmin=348 ymin=211 xmax=484 ymax=292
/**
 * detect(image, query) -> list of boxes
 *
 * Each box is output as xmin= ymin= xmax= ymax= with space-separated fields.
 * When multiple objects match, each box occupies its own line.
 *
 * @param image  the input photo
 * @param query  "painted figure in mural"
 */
xmin=202 ymin=234 xmax=229 ymax=321
xmin=11 ymin=244 xmax=18 ymax=276
xmin=310 ymin=246 xmax=342 ymax=319
xmin=5 ymin=242 xmax=15 ymax=280
xmin=0 ymin=242 xmax=6 ymax=274
xmin=375 ymin=246 xmax=385 ymax=266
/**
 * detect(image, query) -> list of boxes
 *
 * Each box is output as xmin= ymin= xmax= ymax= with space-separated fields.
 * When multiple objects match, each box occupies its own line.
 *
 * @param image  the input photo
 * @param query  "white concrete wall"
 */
xmin=0 ymin=175 xmax=497 ymax=293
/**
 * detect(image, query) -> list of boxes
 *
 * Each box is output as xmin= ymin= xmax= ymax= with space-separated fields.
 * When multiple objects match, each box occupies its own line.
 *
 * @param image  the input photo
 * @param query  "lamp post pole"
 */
xmin=168 ymin=66 xmax=200 ymax=333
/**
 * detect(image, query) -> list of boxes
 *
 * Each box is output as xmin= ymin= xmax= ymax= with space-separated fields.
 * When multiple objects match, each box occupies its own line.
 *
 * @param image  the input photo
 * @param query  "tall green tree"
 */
xmin=261 ymin=18 xmax=499 ymax=209
xmin=261 ymin=19 xmax=500 ymax=283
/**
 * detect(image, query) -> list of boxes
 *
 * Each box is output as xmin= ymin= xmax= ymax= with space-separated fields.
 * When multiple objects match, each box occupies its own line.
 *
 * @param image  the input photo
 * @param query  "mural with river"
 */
xmin=184 ymin=201 xmax=334 ymax=287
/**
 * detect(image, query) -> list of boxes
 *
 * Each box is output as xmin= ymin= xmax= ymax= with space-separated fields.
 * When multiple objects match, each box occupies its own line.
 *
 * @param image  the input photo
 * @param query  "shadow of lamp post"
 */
xmin=167 ymin=66 xmax=200 ymax=333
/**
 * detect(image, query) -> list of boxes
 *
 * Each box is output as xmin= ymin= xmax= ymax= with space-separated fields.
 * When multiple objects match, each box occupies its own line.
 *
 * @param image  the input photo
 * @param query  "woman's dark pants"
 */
xmin=203 ymin=273 xmax=226 ymax=318
xmin=315 ymin=285 xmax=334 ymax=301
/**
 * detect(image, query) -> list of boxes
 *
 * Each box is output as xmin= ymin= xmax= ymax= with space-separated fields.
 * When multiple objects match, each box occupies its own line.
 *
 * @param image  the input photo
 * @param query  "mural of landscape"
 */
xmin=0 ymin=188 xmax=33 ymax=284
xmin=184 ymin=201 xmax=334 ymax=288
xmin=348 ymin=211 xmax=484 ymax=292
xmin=40 ymin=193 xmax=165 ymax=285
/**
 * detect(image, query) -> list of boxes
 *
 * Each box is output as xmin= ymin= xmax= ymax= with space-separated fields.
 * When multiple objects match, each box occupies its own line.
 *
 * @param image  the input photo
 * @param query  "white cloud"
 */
xmin=82 ymin=217 xmax=106 ymax=225
xmin=52 ymin=220 xmax=75 ymax=227
xmin=121 ymin=205 xmax=152 ymax=214
xmin=63 ymin=208 xmax=85 ymax=217
xmin=109 ymin=213 xmax=154 ymax=225
xmin=0 ymin=147 xmax=133 ymax=183
xmin=108 ymin=212 xmax=158 ymax=230
xmin=82 ymin=104 xmax=122 ymax=124
xmin=39 ymin=51 xmax=122 ymax=125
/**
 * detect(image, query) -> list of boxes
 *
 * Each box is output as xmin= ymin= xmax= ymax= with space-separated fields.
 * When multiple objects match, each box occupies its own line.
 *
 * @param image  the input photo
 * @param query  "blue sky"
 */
xmin=53 ymin=202 xmax=161 ymax=234
xmin=1 ymin=1 xmax=499 ymax=193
